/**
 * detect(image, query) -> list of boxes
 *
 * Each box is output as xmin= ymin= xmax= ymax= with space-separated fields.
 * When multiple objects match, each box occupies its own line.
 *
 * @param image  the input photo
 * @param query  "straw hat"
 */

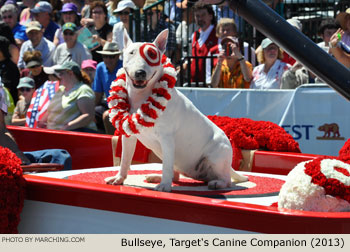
xmin=96 ymin=42 xmax=122 ymax=55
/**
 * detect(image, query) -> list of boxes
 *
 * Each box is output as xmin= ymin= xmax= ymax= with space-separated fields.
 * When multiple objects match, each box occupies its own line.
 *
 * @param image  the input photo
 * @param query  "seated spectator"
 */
xmin=143 ymin=0 xmax=176 ymax=59
xmin=281 ymin=61 xmax=318 ymax=89
xmin=0 ymin=35 xmax=20 ymax=104
xmin=329 ymin=28 xmax=350 ymax=68
xmin=317 ymin=18 xmax=340 ymax=53
xmin=30 ymin=1 xmax=59 ymax=42
xmin=0 ymin=3 xmax=28 ymax=48
xmin=206 ymin=18 xmax=255 ymax=84
xmin=250 ymin=38 xmax=290 ymax=89
xmin=112 ymin=0 xmax=137 ymax=54
xmin=93 ymin=42 xmax=122 ymax=134
xmin=11 ymin=77 xmax=35 ymax=126
xmin=81 ymin=59 xmax=97 ymax=86
xmin=53 ymin=22 xmax=92 ymax=66
xmin=18 ymin=21 xmax=55 ymax=69
xmin=210 ymin=36 xmax=252 ymax=88
xmin=88 ymin=1 xmax=113 ymax=63
xmin=336 ymin=8 xmax=350 ymax=47
xmin=0 ymin=84 xmax=31 ymax=164
xmin=19 ymin=0 xmax=37 ymax=25
xmin=0 ymin=21 xmax=20 ymax=64
xmin=38 ymin=61 xmax=97 ymax=133
xmin=21 ymin=50 xmax=48 ymax=89
xmin=53 ymin=2 xmax=81 ymax=46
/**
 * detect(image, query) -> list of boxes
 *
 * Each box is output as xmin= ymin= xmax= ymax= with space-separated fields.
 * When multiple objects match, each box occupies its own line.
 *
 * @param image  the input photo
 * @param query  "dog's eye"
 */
xmin=129 ymin=50 xmax=135 ymax=55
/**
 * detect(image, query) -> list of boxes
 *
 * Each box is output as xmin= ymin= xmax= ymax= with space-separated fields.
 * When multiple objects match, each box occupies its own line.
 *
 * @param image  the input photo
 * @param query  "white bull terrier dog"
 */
xmin=105 ymin=29 xmax=248 ymax=192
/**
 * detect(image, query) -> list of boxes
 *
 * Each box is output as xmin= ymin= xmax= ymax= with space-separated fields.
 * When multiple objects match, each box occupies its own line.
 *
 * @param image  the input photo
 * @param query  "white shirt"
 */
xmin=250 ymin=59 xmax=290 ymax=89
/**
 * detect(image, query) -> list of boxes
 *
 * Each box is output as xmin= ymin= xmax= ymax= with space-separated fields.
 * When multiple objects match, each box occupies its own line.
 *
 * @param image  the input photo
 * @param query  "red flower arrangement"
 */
xmin=0 ymin=146 xmax=26 ymax=233
xmin=338 ymin=138 xmax=350 ymax=163
xmin=208 ymin=116 xmax=301 ymax=170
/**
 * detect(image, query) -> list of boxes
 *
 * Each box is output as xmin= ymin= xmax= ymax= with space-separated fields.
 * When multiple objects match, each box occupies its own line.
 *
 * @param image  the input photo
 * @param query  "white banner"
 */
xmin=178 ymin=85 xmax=349 ymax=156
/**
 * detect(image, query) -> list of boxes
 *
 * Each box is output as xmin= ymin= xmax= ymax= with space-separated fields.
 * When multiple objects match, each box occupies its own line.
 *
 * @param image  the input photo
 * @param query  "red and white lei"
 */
xmin=108 ymin=55 xmax=177 ymax=136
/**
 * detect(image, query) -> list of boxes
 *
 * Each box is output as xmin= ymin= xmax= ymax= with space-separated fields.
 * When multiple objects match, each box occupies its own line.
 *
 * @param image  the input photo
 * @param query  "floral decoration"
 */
xmin=0 ymin=146 xmax=26 ymax=233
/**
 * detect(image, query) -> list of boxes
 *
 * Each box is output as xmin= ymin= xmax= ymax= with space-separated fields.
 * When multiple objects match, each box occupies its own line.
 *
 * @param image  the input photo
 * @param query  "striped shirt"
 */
xmin=47 ymin=82 xmax=97 ymax=131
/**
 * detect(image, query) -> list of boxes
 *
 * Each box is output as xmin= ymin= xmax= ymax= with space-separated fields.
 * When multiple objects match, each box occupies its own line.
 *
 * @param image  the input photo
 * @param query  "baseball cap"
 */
xmin=17 ymin=77 xmax=35 ymax=89
xmin=261 ymin=38 xmax=275 ymax=49
xmin=62 ymin=22 xmax=78 ymax=32
xmin=81 ymin=59 xmax=97 ymax=70
xmin=61 ymin=3 xmax=80 ymax=15
xmin=54 ymin=61 xmax=81 ymax=75
xmin=25 ymin=21 xmax=42 ymax=33
xmin=30 ymin=1 xmax=52 ymax=14
xmin=113 ymin=0 xmax=136 ymax=13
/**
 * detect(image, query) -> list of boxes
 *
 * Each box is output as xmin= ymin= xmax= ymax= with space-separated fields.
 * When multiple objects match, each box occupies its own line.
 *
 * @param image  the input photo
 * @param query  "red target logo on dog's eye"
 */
xmin=140 ymin=43 xmax=160 ymax=66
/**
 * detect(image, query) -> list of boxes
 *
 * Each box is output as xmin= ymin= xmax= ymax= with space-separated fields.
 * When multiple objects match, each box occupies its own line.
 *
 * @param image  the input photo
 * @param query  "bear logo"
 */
xmin=316 ymin=123 xmax=345 ymax=140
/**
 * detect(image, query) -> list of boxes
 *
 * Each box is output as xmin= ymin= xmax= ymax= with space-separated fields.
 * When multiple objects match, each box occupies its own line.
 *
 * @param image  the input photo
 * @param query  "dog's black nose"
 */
xmin=135 ymin=70 xmax=147 ymax=79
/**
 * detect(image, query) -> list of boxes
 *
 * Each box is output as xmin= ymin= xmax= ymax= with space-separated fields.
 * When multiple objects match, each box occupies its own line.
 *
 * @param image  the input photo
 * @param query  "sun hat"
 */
xmin=30 ymin=1 xmax=52 ymax=14
xmin=61 ymin=2 xmax=80 ymax=15
xmin=336 ymin=8 xmax=350 ymax=30
xmin=261 ymin=38 xmax=275 ymax=49
xmin=25 ymin=21 xmax=42 ymax=33
xmin=287 ymin=18 xmax=302 ymax=31
xmin=96 ymin=41 xmax=122 ymax=55
xmin=81 ymin=59 xmax=97 ymax=70
xmin=54 ymin=61 xmax=81 ymax=75
xmin=62 ymin=22 xmax=78 ymax=32
xmin=17 ymin=77 xmax=35 ymax=89
xmin=113 ymin=0 xmax=137 ymax=14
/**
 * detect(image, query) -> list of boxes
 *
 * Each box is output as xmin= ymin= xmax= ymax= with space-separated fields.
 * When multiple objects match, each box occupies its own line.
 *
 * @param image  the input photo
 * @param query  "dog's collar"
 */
xmin=108 ymin=55 xmax=177 ymax=136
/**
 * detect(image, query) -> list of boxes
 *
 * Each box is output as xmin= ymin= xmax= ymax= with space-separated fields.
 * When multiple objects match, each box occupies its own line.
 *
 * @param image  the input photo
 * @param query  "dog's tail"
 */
xmin=230 ymin=169 xmax=248 ymax=183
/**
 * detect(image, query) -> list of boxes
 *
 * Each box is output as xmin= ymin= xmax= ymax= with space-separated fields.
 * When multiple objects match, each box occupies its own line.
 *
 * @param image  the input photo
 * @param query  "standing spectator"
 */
xmin=205 ymin=18 xmax=255 ymax=84
xmin=19 ymin=0 xmax=38 ymax=25
xmin=210 ymin=36 xmax=252 ymax=88
xmin=0 ymin=36 xmax=20 ymax=104
xmin=143 ymin=0 xmax=176 ymax=59
xmin=81 ymin=59 xmax=97 ymax=86
xmin=317 ymin=18 xmax=340 ymax=53
xmin=89 ymin=1 xmax=113 ymax=63
xmin=112 ymin=0 xmax=137 ymax=54
xmin=190 ymin=2 xmax=217 ymax=84
xmin=18 ymin=21 xmax=55 ymax=69
xmin=53 ymin=22 xmax=92 ymax=66
xmin=93 ymin=42 xmax=122 ymax=134
xmin=11 ymin=77 xmax=35 ymax=126
xmin=53 ymin=2 xmax=81 ymax=46
xmin=0 ymin=3 xmax=28 ymax=48
xmin=30 ymin=1 xmax=59 ymax=42
xmin=21 ymin=50 xmax=49 ymax=89
xmin=250 ymin=38 xmax=290 ymax=89
xmin=0 ymin=21 xmax=20 ymax=64
xmin=38 ymin=61 xmax=97 ymax=133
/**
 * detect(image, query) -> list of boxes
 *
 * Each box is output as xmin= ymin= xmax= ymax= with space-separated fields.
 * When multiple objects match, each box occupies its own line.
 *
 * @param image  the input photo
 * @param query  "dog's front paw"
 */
xmin=105 ymin=175 xmax=125 ymax=185
xmin=154 ymin=183 xmax=172 ymax=192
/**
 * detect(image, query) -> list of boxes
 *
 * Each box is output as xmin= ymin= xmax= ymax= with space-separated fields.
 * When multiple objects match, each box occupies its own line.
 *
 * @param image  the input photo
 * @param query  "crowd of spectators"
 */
xmin=0 ymin=0 xmax=348 ymax=135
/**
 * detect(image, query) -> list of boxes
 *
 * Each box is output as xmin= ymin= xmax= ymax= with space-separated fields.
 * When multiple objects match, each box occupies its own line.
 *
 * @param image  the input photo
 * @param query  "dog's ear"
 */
xmin=153 ymin=29 xmax=168 ymax=54
xmin=123 ymin=28 xmax=133 ymax=49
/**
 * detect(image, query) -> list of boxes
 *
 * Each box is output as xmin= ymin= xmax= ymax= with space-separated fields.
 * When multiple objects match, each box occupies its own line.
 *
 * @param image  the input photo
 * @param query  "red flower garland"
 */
xmin=339 ymin=138 xmax=350 ymax=163
xmin=0 ymin=147 xmax=26 ymax=233
xmin=208 ymin=116 xmax=301 ymax=170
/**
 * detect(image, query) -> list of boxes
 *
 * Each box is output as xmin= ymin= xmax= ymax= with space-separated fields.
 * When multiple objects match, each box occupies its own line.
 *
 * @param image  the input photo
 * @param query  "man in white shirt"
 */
xmin=17 ymin=21 xmax=55 ymax=69
xmin=53 ymin=22 xmax=92 ymax=66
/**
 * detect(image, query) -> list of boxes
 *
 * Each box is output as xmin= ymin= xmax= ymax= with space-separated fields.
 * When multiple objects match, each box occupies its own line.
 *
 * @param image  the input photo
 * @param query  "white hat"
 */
xmin=96 ymin=42 xmax=122 ymax=55
xmin=113 ymin=0 xmax=136 ymax=14
xmin=287 ymin=18 xmax=302 ymax=31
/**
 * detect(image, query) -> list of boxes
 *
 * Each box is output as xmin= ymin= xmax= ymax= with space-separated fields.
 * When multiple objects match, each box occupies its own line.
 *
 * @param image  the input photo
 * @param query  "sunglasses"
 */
xmin=63 ymin=31 xmax=75 ymax=36
xmin=19 ymin=87 xmax=33 ymax=92
xmin=63 ymin=11 xmax=76 ymax=15
xmin=118 ymin=11 xmax=130 ymax=15
xmin=92 ymin=11 xmax=103 ymax=15
xmin=2 ymin=15 xmax=12 ymax=19
xmin=102 ymin=55 xmax=117 ymax=59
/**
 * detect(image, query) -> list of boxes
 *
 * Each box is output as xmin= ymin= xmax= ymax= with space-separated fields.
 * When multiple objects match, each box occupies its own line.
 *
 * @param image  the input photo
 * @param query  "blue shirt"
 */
xmin=12 ymin=23 xmax=28 ymax=41
xmin=93 ymin=60 xmax=123 ymax=98
xmin=44 ymin=20 xmax=59 ymax=42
